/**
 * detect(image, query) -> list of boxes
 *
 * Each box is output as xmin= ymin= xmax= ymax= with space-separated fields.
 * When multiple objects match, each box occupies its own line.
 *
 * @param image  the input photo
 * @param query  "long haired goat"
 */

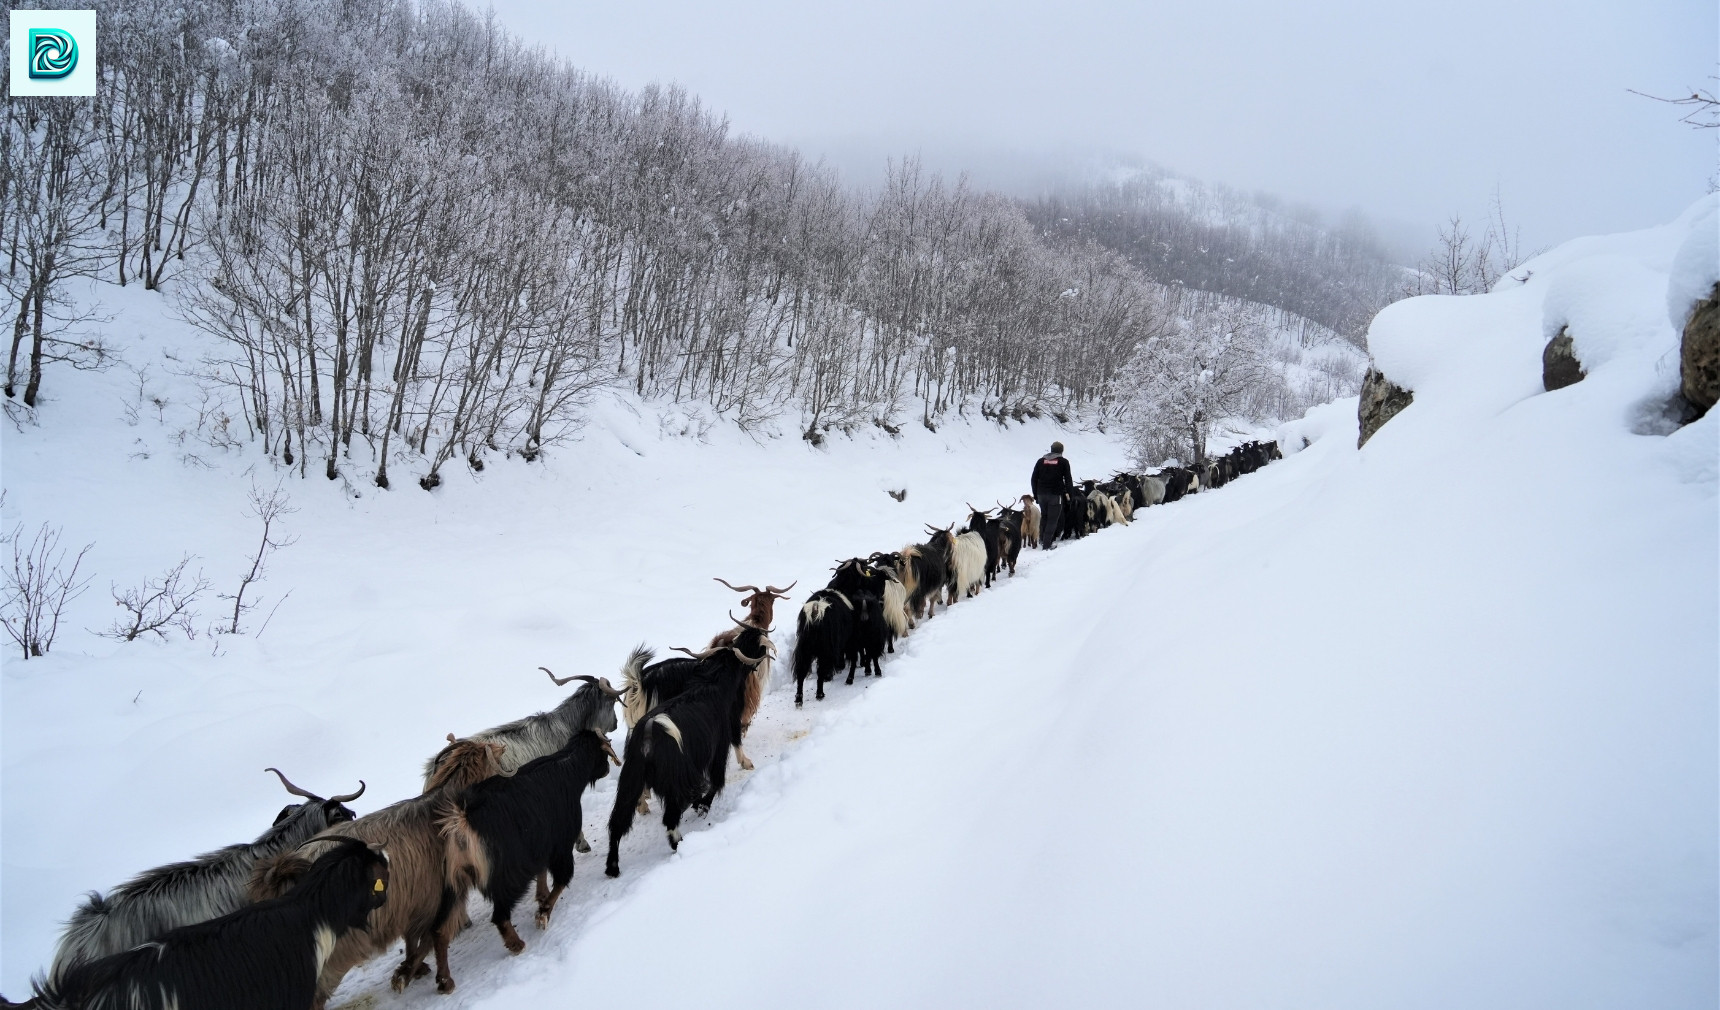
xmin=950 ymin=530 xmax=987 ymax=601
xmin=606 ymin=634 xmax=770 ymax=876
xmin=249 ymin=738 xmax=502 ymax=1008
xmin=34 ymin=838 xmax=389 ymax=1010
xmin=1019 ymin=494 xmax=1042 ymax=548
xmin=438 ymin=731 xmax=615 ymax=955
xmin=421 ymin=673 xmax=619 ymax=788
xmin=45 ymin=769 xmax=364 ymax=988
xmin=791 ymin=589 xmax=854 ymax=706
xmin=898 ymin=526 xmax=954 ymax=621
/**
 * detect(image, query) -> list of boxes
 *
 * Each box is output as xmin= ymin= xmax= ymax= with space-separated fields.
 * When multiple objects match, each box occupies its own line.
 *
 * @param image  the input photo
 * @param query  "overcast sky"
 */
xmin=485 ymin=0 xmax=1714 ymax=257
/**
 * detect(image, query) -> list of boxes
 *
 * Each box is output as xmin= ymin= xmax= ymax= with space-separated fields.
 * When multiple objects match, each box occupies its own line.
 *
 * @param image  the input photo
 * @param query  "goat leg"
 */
xmin=497 ymin=919 xmax=526 ymax=954
xmin=433 ymin=926 xmax=457 ymax=993
xmin=734 ymin=742 xmax=754 ymax=770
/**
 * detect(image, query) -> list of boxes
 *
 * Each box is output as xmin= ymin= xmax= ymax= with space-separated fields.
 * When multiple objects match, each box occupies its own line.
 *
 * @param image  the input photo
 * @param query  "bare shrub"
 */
xmin=1 ymin=520 xmax=94 ymax=659
xmin=103 ymin=555 xmax=210 ymax=642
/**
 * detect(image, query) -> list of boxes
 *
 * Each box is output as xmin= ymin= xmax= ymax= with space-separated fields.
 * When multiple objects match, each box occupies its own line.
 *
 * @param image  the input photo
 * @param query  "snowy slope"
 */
xmin=3 ymin=196 xmax=1716 ymax=1009
xmin=463 ymin=201 xmax=1710 ymax=1007
xmin=0 ymin=280 xmax=1129 ymax=996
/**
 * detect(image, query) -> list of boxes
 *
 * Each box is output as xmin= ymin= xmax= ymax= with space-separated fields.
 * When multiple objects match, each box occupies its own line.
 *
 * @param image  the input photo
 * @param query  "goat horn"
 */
xmin=265 ymin=767 xmax=318 ymax=800
xmin=327 ymin=780 xmax=367 ymax=804
xmin=670 ymin=646 xmax=702 ymax=658
xmin=596 ymin=676 xmax=622 ymax=699
xmin=729 ymin=610 xmax=761 ymax=631
xmin=599 ymin=735 xmax=622 ymax=766
xmin=713 ymin=577 xmax=760 ymax=594
xmin=446 ymin=732 xmax=457 ymax=743
xmin=765 ymin=580 xmax=797 ymax=595
xmin=540 ymin=665 xmax=579 ymax=687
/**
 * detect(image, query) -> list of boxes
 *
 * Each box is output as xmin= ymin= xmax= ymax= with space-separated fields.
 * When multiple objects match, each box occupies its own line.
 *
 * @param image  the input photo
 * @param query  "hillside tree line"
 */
xmin=3 ymin=0 xmax=1382 ymax=486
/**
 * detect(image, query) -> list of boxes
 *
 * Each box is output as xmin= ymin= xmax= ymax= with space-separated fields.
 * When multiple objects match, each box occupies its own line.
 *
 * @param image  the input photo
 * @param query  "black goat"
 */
xmin=992 ymin=502 xmax=1023 ymax=576
xmin=605 ymin=633 xmax=770 ymax=876
xmin=440 ymin=731 xmax=616 ymax=954
xmin=897 ymin=527 xmax=954 ymax=621
xmin=33 ymin=839 xmax=388 ymax=1010
xmin=844 ymin=591 xmax=887 ymax=683
xmin=964 ymin=504 xmax=1003 ymax=588
xmin=791 ymin=589 xmax=855 ymax=705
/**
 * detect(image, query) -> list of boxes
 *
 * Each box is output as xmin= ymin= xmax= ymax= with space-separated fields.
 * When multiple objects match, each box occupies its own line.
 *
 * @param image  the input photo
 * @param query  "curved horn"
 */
xmin=765 ymin=580 xmax=797 ymax=596
xmin=731 ymin=611 xmax=775 ymax=634
xmin=446 ymin=732 xmax=457 ymax=743
xmin=540 ymin=665 xmax=579 ymax=687
xmin=265 ymin=767 xmax=317 ymax=800
xmin=670 ymin=646 xmax=703 ymax=659
xmin=327 ymin=780 xmax=366 ymax=804
xmin=595 ymin=676 xmax=623 ymax=699
xmin=713 ymin=577 xmax=760 ymax=594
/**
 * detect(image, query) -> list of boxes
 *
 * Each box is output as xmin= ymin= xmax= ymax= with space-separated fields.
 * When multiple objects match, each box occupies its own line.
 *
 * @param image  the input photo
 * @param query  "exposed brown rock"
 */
xmin=1681 ymin=282 xmax=1720 ymax=416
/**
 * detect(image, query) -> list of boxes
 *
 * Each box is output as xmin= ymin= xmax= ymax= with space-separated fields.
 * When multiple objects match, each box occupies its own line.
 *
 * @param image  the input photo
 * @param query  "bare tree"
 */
xmin=1 ymin=520 xmax=93 ymax=659
xmin=102 ymin=554 xmax=210 ymax=642
xmin=220 ymin=483 xmax=296 ymax=635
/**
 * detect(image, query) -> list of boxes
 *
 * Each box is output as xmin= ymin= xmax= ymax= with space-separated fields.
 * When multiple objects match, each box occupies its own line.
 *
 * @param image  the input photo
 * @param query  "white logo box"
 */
xmin=10 ymin=10 xmax=97 ymax=97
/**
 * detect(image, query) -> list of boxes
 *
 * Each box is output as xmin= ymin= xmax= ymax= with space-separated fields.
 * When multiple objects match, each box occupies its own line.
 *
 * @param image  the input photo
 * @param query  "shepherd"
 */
xmin=1030 ymin=441 xmax=1074 ymax=550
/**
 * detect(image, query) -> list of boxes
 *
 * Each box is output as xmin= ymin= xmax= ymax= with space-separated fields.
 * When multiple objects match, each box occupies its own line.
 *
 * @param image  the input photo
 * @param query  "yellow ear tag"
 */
xmin=374 ymin=879 xmax=385 ymax=893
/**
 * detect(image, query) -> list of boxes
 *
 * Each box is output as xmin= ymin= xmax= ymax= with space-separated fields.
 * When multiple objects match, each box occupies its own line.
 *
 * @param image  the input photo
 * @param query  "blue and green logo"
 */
xmin=27 ymin=29 xmax=78 ymax=80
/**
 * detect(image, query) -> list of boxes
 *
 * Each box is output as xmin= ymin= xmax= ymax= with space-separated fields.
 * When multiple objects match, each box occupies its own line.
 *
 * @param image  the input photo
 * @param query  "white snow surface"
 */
xmin=3 ymin=199 xmax=1716 ymax=1008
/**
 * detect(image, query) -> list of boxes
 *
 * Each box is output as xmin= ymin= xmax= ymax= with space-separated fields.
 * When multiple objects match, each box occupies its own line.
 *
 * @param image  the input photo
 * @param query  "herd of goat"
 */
xmin=5 ymin=441 xmax=1281 ymax=1010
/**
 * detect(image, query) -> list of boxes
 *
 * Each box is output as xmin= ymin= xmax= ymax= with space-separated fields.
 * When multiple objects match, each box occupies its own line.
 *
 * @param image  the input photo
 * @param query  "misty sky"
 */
xmin=485 ymin=0 xmax=1715 ymax=257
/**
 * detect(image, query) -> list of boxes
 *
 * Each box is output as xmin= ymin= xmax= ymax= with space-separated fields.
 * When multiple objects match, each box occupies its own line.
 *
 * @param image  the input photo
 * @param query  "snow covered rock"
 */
xmin=1679 ymin=282 xmax=1719 ymax=414
xmin=1355 ymin=366 xmax=1412 ymax=447
xmin=1541 ymin=326 xmax=1584 ymax=391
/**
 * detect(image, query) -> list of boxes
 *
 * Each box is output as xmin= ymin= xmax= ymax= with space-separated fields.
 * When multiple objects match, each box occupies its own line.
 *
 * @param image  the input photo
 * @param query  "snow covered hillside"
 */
xmin=3 ymin=197 xmax=1715 ymax=1008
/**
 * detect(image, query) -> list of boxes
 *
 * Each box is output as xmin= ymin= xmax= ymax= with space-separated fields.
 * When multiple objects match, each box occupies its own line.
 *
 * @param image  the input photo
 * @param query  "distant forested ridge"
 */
xmin=3 ymin=0 xmax=1395 ymax=484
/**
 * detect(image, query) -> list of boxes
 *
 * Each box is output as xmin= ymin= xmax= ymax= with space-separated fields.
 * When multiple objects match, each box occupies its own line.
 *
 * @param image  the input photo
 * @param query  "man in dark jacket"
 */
xmin=1030 ymin=441 xmax=1075 ymax=549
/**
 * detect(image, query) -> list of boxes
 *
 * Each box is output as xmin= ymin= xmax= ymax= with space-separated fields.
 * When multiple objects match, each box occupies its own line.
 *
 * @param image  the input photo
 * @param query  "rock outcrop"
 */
xmin=1680 ymin=282 xmax=1719 ymax=416
xmin=1542 ymin=326 xmax=1584 ymax=392
xmin=1357 ymin=367 xmax=1413 ymax=448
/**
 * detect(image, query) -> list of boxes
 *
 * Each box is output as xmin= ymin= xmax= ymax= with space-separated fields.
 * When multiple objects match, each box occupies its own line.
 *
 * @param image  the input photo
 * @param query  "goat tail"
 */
xmin=620 ymin=644 xmax=654 ymax=728
xmin=881 ymin=579 xmax=911 ymax=639
xmin=896 ymin=545 xmax=922 ymax=597
xmin=436 ymin=799 xmax=491 ymax=895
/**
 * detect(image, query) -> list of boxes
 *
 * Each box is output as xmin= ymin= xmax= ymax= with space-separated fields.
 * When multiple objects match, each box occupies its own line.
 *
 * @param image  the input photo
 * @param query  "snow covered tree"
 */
xmin=1115 ymin=303 xmax=1271 ymax=467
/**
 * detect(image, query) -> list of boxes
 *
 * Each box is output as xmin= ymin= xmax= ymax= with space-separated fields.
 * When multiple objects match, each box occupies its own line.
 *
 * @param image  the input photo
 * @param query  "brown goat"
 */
xmin=248 ymin=738 xmax=504 ymax=1009
xmin=713 ymin=577 xmax=796 ymax=629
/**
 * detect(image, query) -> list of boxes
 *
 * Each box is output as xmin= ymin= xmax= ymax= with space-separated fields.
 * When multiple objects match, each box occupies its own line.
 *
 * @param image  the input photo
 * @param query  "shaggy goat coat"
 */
xmin=421 ymin=677 xmax=618 ymax=787
xmin=251 ymin=740 xmax=503 ymax=1008
xmin=792 ymin=589 xmax=855 ymax=705
xmin=439 ymin=732 xmax=612 ymax=954
xmin=950 ymin=531 xmax=987 ymax=601
xmin=605 ymin=640 xmax=766 ymax=877
xmin=46 ymin=779 xmax=360 ymax=987
xmin=35 ymin=839 xmax=389 ymax=1010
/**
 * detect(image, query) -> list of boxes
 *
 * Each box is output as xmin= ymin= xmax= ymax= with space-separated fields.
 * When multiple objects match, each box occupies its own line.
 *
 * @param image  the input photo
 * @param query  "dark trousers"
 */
xmin=1037 ymin=492 xmax=1062 ymax=548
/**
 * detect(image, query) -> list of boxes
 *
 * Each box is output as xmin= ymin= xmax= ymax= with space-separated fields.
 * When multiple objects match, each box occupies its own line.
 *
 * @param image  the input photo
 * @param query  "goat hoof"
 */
xmin=413 ymin=964 xmax=431 ymax=979
xmin=505 ymin=938 xmax=525 ymax=955
xmin=436 ymin=976 xmax=456 ymax=995
xmin=575 ymin=837 xmax=591 ymax=853
xmin=739 ymin=757 xmax=754 ymax=770
xmin=535 ymin=908 xmax=553 ymax=930
xmin=605 ymin=862 xmax=620 ymax=877
xmin=390 ymin=974 xmax=408 ymax=994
